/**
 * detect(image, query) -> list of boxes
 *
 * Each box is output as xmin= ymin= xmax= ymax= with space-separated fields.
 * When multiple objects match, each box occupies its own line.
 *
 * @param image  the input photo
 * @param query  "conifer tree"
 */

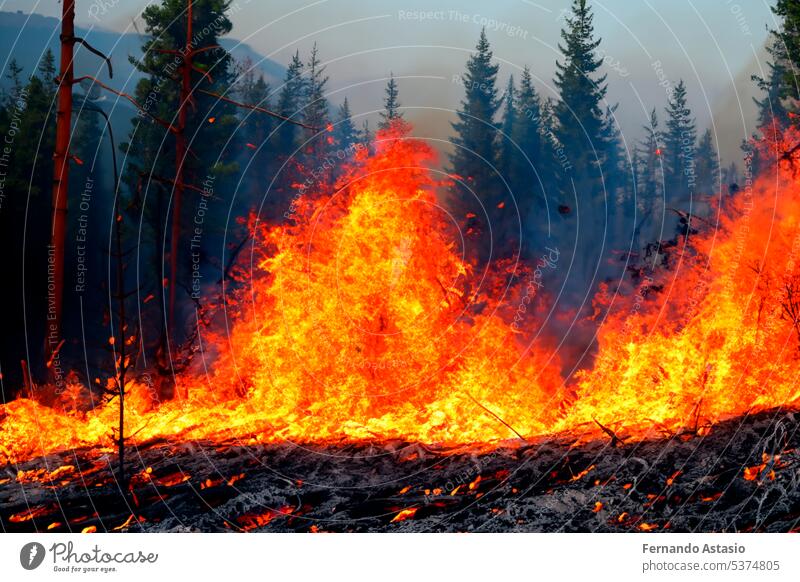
xmin=753 ymin=36 xmax=792 ymax=130
xmin=450 ymin=29 xmax=501 ymax=200
xmin=360 ymin=119 xmax=374 ymax=153
xmin=379 ymin=73 xmax=403 ymax=129
xmin=553 ymin=0 xmax=609 ymax=196
xmin=38 ymin=49 xmax=57 ymax=87
xmin=497 ymin=75 xmax=517 ymax=183
xmin=302 ymin=43 xmax=330 ymax=164
xmin=663 ymin=80 xmax=696 ymax=205
xmin=510 ymin=67 xmax=551 ymax=243
xmin=695 ymin=128 xmax=719 ymax=196
xmin=771 ymin=0 xmax=800 ymax=107
xmin=639 ymin=109 xmax=664 ymax=211
xmin=275 ymin=51 xmax=306 ymax=156
xmin=236 ymin=61 xmax=274 ymax=213
xmin=637 ymin=109 xmax=665 ymax=244
xmin=552 ymin=0 xmax=613 ymax=296
xmin=335 ymin=97 xmax=358 ymax=149
xmin=4 ymin=59 xmax=23 ymax=101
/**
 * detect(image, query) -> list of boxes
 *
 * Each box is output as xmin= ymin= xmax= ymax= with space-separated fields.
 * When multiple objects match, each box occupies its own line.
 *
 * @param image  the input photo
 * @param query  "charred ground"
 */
xmin=2 ymin=409 xmax=798 ymax=533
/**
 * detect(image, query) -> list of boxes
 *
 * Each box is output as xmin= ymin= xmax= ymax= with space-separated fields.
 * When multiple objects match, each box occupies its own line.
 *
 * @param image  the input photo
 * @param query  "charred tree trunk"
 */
xmin=167 ymin=0 xmax=194 ymax=400
xmin=46 ymin=0 xmax=76 ymax=376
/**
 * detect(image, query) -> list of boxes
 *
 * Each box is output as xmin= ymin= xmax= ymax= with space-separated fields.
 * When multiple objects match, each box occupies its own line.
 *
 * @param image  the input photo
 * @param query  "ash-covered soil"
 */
xmin=2 ymin=409 xmax=799 ymax=532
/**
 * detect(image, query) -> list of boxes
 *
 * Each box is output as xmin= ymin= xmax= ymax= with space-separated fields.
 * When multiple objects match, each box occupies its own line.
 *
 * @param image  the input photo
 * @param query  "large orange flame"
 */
xmin=2 ymin=125 xmax=800 ymax=464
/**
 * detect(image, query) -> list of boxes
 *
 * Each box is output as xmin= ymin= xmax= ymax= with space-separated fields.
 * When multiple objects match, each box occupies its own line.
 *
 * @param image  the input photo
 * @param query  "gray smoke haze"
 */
xmin=219 ymin=0 xmax=776 ymax=169
xmin=9 ymin=0 xmax=777 ymax=166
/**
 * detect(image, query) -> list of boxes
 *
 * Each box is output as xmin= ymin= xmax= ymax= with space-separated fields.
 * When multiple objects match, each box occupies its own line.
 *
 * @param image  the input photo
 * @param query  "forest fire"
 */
xmin=1 ymin=124 xmax=800 ymax=469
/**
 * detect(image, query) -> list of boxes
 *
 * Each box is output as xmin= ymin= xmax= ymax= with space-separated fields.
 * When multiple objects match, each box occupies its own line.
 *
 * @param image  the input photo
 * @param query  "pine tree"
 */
xmin=4 ymin=59 xmax=23 ymax=102
xmin=553 ymin=0 xmax=608 ymax=195
xmin=511 ymin=69 xmax=550 ymax=224
xmin=601 ymin=104 xmax=623 ymax=199
xmin=450 ymin=29 xmax=500 ymax=262
xmin=275 ymin=51 xmax=306 ymax=156
xmin=753 ymin=37 xmax=791 ymax=131
xmin=335 ymin=97 xmax=358 ymax=149
xmin=639 ymin=109 xmax=664 ymax=211
xmin=236 ymin=60 xmax=274 ymax=213
xmin=450 ymin=29 xmax=500 ymax=188
xmin=663 ymin=80 xmax=696 ymax=205
xmin=360 ymin=119 xmax=374 ymax=153
xmin=302 ymin=43 xmax=330 ymax=164
xmin=695 ymin=128 xmax=719 ymax=197
xmin=746 ymin=34 xmax=792 ymax=174
xmin=379 ymin=73 xmax=403 ymax=130
xmin=38 ymin=49 xmax=57 ymax=88
xmin=497 ymin=75 xmax=516 ymax=182
xmin=333 ymin=98 xmax=358 ymax=181
xmin=552 ymin=0 xmax=613 ymax=297
xmin=635 ymin=109 xmax=664 ymax=245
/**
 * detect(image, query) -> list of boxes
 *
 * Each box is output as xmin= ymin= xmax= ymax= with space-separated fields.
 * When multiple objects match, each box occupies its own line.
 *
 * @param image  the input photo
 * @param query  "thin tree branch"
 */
xmin=198 ymin=88 xmax=320 ymax=130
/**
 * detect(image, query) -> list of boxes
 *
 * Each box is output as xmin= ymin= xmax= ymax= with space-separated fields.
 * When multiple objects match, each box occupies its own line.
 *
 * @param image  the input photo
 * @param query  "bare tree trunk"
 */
xmin=168 ymin=0 xmax=193 ymax=400
xmin=46 ymin=0 xmax=75 ymax=374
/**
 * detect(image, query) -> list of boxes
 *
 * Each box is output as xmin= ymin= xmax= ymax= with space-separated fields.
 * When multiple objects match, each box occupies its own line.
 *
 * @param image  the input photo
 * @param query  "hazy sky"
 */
xmin=1 ymin=0 xmax=778 ymax=163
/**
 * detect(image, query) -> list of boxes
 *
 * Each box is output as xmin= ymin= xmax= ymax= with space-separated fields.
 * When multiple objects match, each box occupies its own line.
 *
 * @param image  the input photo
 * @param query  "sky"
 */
xmin=0 ymin=0 xmax=779 ymax=164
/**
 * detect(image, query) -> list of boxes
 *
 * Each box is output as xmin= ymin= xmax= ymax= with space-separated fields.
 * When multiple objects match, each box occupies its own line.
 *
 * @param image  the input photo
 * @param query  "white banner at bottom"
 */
xmin=1 ymin=533 xmax=798 ymax=581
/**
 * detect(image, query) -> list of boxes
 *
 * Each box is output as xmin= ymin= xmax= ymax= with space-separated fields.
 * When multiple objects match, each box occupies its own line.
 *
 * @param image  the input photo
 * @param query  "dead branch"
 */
xmin=465 ymin=392 xmax=527 ymax=442
xmin=198 ymin=88 xmax=320 ymax=130
xmin=72 ymin=75 xmax=177 ymax=133
xmin=592 ymin=417 xmax=627 ymax=447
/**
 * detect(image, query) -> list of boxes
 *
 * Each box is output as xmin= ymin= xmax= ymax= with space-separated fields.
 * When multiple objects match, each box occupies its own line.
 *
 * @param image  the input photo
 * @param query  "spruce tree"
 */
xmin=511 ymin=68 xmax=550 ymax=235
xmin=379 ymin=73 xmax=403 ymax=129
xmin=552 ymin=0 xmax=612 ymax=297
xmin=553 ymin=0 xmax=608 ymax=195
xmin=695 ymin=129 xmax=719 ymax=196
xmin=753 ymin=37 xmax=792 ymax=130
xmin=275 ymin=51 xmax=306 ymax=156
xmin=335 ymin=97 xmax=358 ymax=149
xmin=38 ymin=49 xmax=56 ymax=87
xmin=747 ymin=35 xmax=792 ymax=174
xmin=722 ymin=161 xmax=739 ymax=188
xmin=497 ymin=75 xmax=517 ymax=183
xmin=639 ymin=109 xmax=664 ymax=212
xmin=663 ymin=80 xmax=696 ymax=205
xmin=636 ymin=109 xmax=664 ymax=245
xmin=236 ymin=61 xmax=274 ymax=214
xmin=360 ymin=119 xmax=374 ymax=153
xmin=450 ymin=29 xmax=501 ymax=195
xmin=273 ymin=51 xmax=307 ymax=200
xmin=771 ymin=0 xmax=800 ymax=106
xmin=4 ymin=59 xmax=23 ymax=102
xmin=333 ymin=98 xmax=358 ymax=182
xmin=302 ymin=43 xmax=330 ymax=164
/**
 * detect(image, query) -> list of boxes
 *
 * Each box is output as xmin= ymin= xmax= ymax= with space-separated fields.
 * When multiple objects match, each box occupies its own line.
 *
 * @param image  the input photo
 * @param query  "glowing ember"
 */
xmin=391 ymin=507 xmax=418 ymax=523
